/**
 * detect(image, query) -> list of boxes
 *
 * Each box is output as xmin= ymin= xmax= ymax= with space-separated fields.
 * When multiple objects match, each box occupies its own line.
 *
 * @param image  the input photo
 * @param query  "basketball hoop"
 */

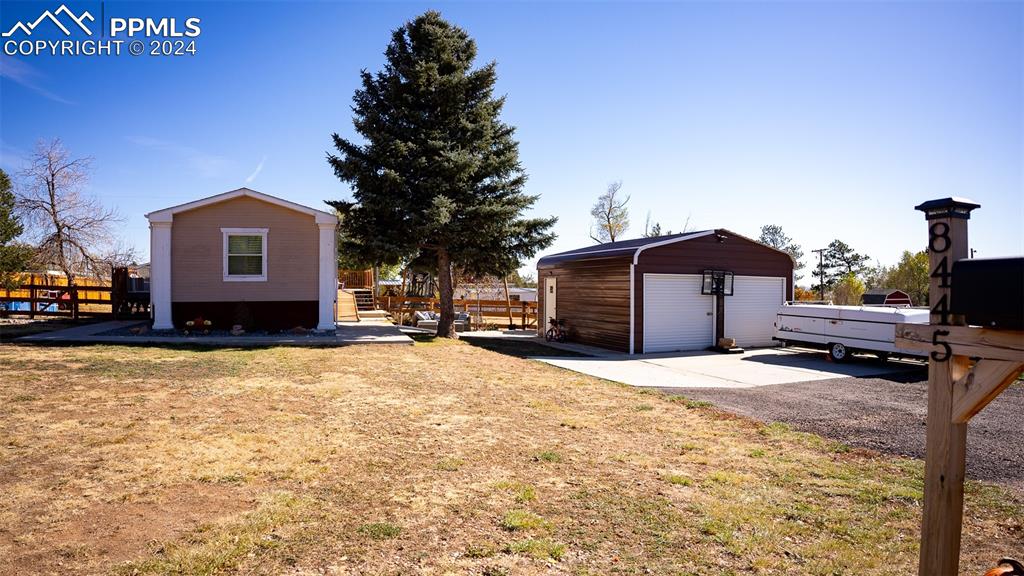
xmin=700 ymin=270 xmax=734 ymax=296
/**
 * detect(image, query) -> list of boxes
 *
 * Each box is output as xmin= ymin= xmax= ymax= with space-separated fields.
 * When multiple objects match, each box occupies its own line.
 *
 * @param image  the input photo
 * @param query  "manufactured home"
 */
xmin=453 ymin=286 xmax=538 ymax=302
xmin=146 ymin=188 xmax=338 ymax=331
xmin=537 ymin=230 xmax=794 ymax=353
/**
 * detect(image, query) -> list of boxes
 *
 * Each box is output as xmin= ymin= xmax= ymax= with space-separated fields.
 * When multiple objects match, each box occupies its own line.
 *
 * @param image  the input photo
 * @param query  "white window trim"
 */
xmin=222 ymin=227 xmax=268 ymax=282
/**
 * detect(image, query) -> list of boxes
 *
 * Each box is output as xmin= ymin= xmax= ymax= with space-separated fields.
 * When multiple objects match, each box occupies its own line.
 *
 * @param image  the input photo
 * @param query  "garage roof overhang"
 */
xmin=537 ymin=228 xmax=798 ymax=268
xmin=537 ymin=231 xmax=716 ymax=268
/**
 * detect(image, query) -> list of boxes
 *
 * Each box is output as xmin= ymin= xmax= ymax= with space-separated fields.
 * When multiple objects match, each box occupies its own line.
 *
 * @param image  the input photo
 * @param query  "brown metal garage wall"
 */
xmin=538 ymin=256 xmax=632 ymax=352
xmin=633 ymin=230 xmax=794 ymax=353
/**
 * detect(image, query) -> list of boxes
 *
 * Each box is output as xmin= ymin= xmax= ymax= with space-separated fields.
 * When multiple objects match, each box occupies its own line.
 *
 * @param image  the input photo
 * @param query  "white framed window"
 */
xmin=221 ymin=228 xmax=268 ymax=282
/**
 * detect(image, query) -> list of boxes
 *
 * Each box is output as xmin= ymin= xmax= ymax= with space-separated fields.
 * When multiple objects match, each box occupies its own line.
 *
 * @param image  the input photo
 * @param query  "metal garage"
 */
xmin=537 ymin=229 xmax=794 ymax=354
xmin=643 ymin=274 xmax=713 ymax=353
xmin=724 ymin=276 xmax=788 ymax=348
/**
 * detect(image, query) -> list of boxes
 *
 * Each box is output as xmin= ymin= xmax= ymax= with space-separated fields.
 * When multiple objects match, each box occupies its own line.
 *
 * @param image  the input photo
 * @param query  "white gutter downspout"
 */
xmin=631 ymin=230 xmax=715 ymax=265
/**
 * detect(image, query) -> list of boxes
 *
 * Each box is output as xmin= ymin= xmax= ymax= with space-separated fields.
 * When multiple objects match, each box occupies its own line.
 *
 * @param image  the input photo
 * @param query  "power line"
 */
xmin=811 ymin=248 xmax=826 ymax=301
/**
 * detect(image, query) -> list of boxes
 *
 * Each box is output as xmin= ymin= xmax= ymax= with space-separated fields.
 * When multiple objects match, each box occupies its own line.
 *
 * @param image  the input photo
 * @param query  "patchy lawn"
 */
xmin=0 ymin=342 xmax=1020 ymax=575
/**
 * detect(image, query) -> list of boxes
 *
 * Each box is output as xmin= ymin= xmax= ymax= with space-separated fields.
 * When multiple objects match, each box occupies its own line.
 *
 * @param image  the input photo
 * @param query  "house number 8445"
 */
xmin=927 ymin=221 xmax=954 ymax=359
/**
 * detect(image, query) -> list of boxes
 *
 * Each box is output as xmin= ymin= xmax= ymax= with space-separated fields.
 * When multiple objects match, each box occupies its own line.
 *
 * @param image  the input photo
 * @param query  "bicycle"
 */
xmin=545 ymin=317 xmax=567 ymax=343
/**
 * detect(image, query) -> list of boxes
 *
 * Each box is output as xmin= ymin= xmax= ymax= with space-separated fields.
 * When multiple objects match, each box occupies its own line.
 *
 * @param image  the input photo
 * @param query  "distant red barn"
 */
xmin=862 ymin=288 xmax=913 ymax=306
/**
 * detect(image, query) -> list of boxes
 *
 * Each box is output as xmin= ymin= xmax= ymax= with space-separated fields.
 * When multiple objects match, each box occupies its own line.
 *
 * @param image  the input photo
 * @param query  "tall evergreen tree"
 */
xmin=812 ymin=239 xmax=870 ymax=294
xmin=758 ymin=224 xmax=805 ymax=281
xmin=327 ymin=11 xmax=556 ymax=337
xmin=823 ymin=239 xmax=870 ymax=278
xmin=0 ymin=170 xmax=22 ymax=245
xmin=0 ymin=169 xmax=34 ymax=289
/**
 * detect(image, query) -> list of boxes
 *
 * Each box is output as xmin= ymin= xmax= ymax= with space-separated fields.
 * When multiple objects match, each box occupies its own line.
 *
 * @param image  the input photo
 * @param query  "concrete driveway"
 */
xmin=535 ymin=347 xmax=921 ymax=388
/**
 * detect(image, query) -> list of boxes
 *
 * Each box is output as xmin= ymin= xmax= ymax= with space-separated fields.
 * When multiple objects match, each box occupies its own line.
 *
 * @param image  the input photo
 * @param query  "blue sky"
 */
xmin=1 ymin=1 xmax=1021 ymax=281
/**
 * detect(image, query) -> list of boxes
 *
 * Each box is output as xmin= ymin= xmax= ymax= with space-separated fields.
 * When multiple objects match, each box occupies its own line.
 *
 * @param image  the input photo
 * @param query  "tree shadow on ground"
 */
xmin=459 ymin=335 xmax=590 ymax=359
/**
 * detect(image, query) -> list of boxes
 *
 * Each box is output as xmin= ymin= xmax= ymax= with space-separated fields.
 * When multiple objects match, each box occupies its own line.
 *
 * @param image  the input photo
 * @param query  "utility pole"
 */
xmin=812 ymin=248 xmax=826 ymax=301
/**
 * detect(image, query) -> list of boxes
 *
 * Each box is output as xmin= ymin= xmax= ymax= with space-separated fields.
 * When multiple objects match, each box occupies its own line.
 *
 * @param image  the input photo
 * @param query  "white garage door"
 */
xmin=724 ymin=276 xmax=786 ymax=348
xmin=643 ymin=274 xmax=714 ymax=353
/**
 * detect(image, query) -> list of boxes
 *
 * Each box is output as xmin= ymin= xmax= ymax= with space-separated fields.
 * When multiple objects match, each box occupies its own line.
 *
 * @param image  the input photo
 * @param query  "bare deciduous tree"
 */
xmin=642 ymin=210 xmax=694 ymax=238
xmin=642 ymin=212 xmax=662 ymax=237
xmin=589 ymin=181 xmax=629 ymax=243
xmin=679 ymin=214 xmax=694 ymax=234
xmin=97 ymin=239 xmax=140 ymax=270
xmin=17 ymin=139 xmax=126 ymax=285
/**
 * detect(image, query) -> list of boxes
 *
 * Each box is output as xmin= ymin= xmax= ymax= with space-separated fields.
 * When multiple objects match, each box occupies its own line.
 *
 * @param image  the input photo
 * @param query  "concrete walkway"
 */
xmin=17 ymin=320 xmax=413 ymax=347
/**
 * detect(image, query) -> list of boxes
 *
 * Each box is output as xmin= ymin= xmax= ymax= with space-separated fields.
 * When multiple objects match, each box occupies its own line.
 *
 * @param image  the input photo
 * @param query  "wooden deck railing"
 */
xmin=339 ymin=269 xmax=374 ymax=289
xmin=379 ymin=295 xmax=538 ymax=328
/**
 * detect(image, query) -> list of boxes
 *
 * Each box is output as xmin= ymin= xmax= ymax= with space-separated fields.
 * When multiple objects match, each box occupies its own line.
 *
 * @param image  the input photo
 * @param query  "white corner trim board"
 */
xmin=150 ymin=221 xmax=173 ymax=330
xmin=221 ymin=228 xmax=269 ymax=282
xmin=316 ymin=221 xmax=338 ymax=331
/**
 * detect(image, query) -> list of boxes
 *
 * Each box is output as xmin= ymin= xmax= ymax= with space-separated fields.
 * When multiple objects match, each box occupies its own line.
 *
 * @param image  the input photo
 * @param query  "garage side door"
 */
xmin=643 ymin=274 xmax=713 ymax=353
xmin=725 ymin=276 xmax=786 ymax=348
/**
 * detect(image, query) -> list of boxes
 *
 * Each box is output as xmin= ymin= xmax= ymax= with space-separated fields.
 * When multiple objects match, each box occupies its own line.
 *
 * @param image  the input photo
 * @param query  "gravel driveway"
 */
xmin=662 ymin=368 xmax=1024 ymax=498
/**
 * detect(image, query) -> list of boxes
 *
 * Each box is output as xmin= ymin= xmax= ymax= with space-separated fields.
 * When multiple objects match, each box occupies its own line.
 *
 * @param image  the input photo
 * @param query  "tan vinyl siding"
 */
xmin=171 ymin=196 xmax=318 ymax=302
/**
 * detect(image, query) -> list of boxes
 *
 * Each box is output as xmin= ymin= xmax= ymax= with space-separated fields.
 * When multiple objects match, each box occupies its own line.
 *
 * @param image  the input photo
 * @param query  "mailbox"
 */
xmin=950 ymin=257 xmax=1024 ymax=330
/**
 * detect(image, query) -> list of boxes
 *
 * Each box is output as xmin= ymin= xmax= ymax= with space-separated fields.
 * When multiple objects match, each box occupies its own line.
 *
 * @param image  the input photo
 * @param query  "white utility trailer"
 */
xmin=773 ymin=303 xmax=930 ymax=361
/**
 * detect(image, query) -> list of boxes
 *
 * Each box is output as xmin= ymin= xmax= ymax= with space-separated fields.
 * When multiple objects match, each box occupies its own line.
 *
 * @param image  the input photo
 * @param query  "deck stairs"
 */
xmin=357 ymin=310 xmax=390 ymax=320
xmin=352 ymin=289 xmax=375 ymax=311
xmin=338 ymin=288 xmax=390 ymax=322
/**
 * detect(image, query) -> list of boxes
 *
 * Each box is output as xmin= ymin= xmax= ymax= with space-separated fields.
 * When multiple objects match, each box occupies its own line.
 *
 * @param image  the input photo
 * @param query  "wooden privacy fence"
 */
xmin=0 ymin=274 xmax=113 ymax=320
xmin=380 ymin=295 xmax=538 ymax=328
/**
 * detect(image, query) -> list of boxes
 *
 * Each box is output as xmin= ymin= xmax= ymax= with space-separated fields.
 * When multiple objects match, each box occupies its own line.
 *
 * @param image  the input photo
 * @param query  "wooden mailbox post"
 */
xmin=893 ymin=198 xmax=1024 ymax=575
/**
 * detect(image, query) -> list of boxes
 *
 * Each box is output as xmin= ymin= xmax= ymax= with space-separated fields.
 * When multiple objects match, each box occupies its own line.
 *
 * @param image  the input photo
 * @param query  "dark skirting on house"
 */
xmin=171 ymin=301 xmax=319 ymax=331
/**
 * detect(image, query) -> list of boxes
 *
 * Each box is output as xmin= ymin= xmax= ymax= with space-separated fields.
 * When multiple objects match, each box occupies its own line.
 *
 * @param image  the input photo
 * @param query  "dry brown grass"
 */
xmin=0 ymin=341 xmax=1020 ymax=575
